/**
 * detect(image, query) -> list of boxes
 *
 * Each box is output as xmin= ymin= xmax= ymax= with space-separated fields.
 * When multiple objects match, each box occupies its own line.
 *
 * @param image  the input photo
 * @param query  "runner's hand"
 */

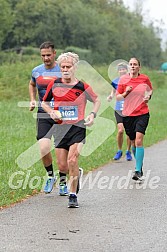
xmin=84 ymin=115 xmax=94 ymax=126
xmin=107 ymin=95 xmax=113 ymax=102
xmin=143 ymin=95 xmax=150 ymax=103
xmin=29 ymin=101 xmax=36 ymax=111
xmin=49 ymin=110 xmax=62 ymax=121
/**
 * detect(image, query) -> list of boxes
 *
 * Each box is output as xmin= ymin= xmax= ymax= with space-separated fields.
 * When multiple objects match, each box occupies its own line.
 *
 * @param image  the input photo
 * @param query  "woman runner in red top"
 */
xmin=116 ymin=57 xmax=153 ymax=181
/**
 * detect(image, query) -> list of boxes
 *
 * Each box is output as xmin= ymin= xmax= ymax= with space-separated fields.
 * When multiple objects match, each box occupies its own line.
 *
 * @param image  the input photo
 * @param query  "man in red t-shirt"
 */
xmin=42 ymin=52 xmax=101 ymax=208
xmin=116 ymin=57 xmax=153 ymax=181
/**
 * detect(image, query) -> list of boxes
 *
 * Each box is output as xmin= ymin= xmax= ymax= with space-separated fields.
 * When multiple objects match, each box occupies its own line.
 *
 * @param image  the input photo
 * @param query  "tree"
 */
xmin=0 ymin=0 xmax=13 ymax=49
xmin=0 ymin=0 xmax=164 ymax=67
xmin=11 ymin=0 xmax=64 ymax=47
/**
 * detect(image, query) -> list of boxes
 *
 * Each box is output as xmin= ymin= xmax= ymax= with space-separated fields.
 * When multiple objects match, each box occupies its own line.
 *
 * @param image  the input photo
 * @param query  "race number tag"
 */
xmin=120 ymin=100 xmax=124 ymax=111
xmin=50 ymin=99 xmax=54 ymax=108
xmin=58 ymin=106 xmax=78 ymax=120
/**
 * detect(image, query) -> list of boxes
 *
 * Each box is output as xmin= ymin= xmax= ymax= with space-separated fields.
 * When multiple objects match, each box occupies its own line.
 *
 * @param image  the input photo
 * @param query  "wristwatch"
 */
xmin=90 ymin=112 xmax=97 ymax=118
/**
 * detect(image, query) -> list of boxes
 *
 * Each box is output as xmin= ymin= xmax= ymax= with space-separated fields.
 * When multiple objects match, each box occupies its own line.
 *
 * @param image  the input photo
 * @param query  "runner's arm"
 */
xmin=107 ymin=88 xmax=116 ymax=101
xmin=84 ymin=97 xmax=101 ymax=126
xmin=29 ymin=80 xmax=37 ymax=111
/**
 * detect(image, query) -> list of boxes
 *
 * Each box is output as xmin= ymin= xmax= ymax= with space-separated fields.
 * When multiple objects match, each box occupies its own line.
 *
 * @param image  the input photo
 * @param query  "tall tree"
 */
xmin=0 ymin=0 xmax=13 ymax=49
xmin=0 ymin=0 xmax=163 ymax=67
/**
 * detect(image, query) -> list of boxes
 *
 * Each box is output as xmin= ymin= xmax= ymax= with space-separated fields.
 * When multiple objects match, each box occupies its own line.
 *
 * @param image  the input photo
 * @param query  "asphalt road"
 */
xmin=1 ymin=140 xmax=167 ymax=252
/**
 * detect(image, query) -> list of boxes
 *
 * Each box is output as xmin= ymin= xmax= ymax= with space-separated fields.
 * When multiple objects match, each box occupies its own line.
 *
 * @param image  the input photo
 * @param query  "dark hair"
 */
xmin=39 ymin=41 xmax=55 ymax=50
xmin=130 ymin=57 xmax=141 ymax=66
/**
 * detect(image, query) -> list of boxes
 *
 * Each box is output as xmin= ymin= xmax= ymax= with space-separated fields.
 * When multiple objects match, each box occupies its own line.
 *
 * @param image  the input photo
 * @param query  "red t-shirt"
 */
xmin=117 ymin=74 xmax=153 ymax=116
xmin=43 ymin=78 xmax=98 ymax=124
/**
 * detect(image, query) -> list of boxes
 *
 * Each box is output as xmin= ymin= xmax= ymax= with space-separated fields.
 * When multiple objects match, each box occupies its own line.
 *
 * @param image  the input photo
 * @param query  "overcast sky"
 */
xmin=123 ymin=0 xmax=167 ymax=48
xmin=123 ymin=0 xmax=167 ymax=25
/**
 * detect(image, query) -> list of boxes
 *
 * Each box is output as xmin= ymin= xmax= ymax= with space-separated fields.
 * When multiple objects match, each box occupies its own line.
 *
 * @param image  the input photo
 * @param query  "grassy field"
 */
xmin=0 ymin=62 xmax=167 ymax=208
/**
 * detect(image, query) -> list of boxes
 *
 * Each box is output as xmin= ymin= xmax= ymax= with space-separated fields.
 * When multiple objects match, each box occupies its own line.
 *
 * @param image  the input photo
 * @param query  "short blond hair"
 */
xmin=57 ymin=52 xmax=79 ymax=66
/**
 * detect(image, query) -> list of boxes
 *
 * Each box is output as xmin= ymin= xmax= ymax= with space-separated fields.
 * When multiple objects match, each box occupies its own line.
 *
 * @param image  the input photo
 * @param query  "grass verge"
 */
xmin=0 ymin=86 xmax=167 ymax=208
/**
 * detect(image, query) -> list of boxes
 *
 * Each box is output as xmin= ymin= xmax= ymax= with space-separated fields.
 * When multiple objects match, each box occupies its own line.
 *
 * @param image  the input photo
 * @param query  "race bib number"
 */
xmin=50 ymin=100 xmax=54 ymax=108
xmin=58 ymin=106 xmax=78 ymax=120
xmin=120 ymin=101 xmax=124 ymax=111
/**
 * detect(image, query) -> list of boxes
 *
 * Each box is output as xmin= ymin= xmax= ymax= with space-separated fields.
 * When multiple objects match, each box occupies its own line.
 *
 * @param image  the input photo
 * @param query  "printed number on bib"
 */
xmin=58 ymin=106 xmax=78 ymax=120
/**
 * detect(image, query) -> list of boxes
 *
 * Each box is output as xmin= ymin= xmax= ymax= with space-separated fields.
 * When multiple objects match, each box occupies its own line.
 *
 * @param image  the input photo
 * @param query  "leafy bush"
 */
xmin=64 ymin=46 xmax=93 ymax=64
xmin=22 ymin=46 xmax=39 ymax=55
xmin=0 ymin=51 xmax=21 ymax=65
xmin=142 ymin=67 xmax=167 ymax=89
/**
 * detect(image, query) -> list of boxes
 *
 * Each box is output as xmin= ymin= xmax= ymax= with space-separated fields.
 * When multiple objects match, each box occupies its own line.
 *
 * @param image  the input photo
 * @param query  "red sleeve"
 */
xmin=116 ymin=75 xmax=126 ymax=95
xmin=83 ymin=82 xmax=98 ymax=102
xmin=43 ymin=80 xmax=54 ymax=101
xmin=146 ymin=77 xmax=153 ymax=91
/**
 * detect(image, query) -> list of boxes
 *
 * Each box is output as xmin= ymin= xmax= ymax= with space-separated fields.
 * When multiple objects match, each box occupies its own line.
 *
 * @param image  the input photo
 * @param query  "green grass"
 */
xmin=0 ymin=59 xmax=40 ymax=100
xmin=0 ymin=61 xmax=167 ymax=208
xmin=0 ymin=87 xmax=167 ymax=208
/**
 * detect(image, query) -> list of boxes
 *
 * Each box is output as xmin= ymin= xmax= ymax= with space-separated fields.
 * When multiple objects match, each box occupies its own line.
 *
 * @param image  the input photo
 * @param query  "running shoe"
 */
xmin=126 ymin=150 xmax=132 ymax=161
xmin=134 ymin=166 xmax=143 ymax=176
xmin=76 ymin=167 xmax=83 ymax=194
xmin=68 ymin=194 xmax=79 ymax=208
xmin=132 ymin=171 xmax=142 ymax=181
xmin=59 ymin=184 xmax=69 ymax=196
xmin=113 ymin=150 xmax=122 ymax=160
xmin=44 ymin=177 xmax=56 ymax=193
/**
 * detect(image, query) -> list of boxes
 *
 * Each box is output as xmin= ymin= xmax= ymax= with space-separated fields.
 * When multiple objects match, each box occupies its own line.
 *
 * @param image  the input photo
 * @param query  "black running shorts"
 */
xmin=123 ymin=113 xmax=150 ymax=140
xmin=115 ymin=110 xmax=123 ymax=124
xmin=36 ymin=116 xmax=56 ymax=140
xmin=53 ymin=120 xmax=86 ymax=150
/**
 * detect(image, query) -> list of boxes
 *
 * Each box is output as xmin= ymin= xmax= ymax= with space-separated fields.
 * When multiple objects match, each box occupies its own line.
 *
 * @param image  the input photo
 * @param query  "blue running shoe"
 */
xmin=44 ymin=177 xmax=56 ymax=193
xmin=76 ymin=167 xmax=83 ymax=194
xmin=68 ymin=194 xmax=79 ymax=208
xmin=113 ymin=150 xmax=122 ymax=160
xmin=59 ymin=184 xmax=68 ymax=196
xmin=126 ymin=150 xmax=132 ymax=161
